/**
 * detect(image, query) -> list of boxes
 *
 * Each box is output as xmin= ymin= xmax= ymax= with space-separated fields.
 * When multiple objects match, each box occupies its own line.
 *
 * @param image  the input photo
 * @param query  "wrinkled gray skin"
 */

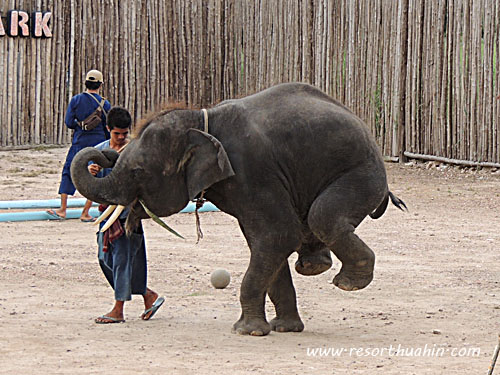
xmin=71 ymin=83 xmax=395 ymax=336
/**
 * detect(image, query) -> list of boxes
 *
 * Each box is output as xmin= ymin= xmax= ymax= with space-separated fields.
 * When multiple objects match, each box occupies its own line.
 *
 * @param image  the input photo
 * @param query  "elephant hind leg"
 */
xmin=330 ymin=232 xmax=375 ymax=291
xmin=307 ymin=168 xmax=385 ymax=291
xmin=310 ymin=211 xmax=375 ymax=291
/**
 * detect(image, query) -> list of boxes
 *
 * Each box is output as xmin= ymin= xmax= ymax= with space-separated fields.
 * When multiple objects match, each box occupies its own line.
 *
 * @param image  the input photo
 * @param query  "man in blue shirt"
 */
xmin=47 ymin=69 xmax=111 ymax=221
xmin=89 ymin=106 xmax=164 ymax=324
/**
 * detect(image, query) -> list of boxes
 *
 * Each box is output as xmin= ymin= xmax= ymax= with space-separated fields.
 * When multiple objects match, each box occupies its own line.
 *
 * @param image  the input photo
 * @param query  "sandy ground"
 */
xmin=0 ymin=146 xmax=499 ymax=375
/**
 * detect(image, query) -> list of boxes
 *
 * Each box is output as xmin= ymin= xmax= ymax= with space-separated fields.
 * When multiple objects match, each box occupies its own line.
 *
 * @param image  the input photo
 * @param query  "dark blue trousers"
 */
xmin=97 ymin=223 xmax=147 ymax=301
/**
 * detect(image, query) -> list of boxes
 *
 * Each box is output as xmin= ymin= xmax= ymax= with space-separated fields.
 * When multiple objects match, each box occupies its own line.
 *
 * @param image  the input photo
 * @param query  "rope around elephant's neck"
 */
xmin=201 ymin=108 xmax=208 ymax=133
xmin=195 ymin=190 xmax=206 ymax=244
xmin=194 ymin=109 xmax=209 ymax=243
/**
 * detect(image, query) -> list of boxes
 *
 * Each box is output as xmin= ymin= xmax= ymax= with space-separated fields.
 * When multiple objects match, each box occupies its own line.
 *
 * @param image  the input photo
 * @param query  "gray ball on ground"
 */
xmin=210 ymin=269 xmax=230 ymax=289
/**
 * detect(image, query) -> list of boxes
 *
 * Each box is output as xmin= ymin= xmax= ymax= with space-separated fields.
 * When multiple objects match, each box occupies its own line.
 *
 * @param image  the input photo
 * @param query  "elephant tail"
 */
xmin=369 ymin=191 xmax=408 ymax=219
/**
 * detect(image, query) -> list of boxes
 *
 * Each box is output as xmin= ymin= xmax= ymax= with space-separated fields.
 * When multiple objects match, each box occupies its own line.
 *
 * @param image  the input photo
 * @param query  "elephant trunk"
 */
xmin=70 ymin=147 xmax=133 ymax=206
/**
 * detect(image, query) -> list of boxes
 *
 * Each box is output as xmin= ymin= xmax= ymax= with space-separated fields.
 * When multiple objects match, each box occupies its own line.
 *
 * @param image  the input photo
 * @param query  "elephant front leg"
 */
xmin=268 ymin=261 xmax=304 ymax=333
xmin=232 ymin=207 xmax=303 ymax=336
xmin=232 ymin=253 xmax=291 ymax=336
xmin=232 ymin=259 xmax=271 ymax=336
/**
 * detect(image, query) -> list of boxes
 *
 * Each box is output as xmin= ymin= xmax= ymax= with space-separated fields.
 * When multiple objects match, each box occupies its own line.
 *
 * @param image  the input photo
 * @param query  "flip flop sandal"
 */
xmin=46 ymin=209 xmax=65 ymax=220
xmin=141 ymin=296 xmax=165 ymax=320
xmin=95 ymin=315 xmax=125 ymax=324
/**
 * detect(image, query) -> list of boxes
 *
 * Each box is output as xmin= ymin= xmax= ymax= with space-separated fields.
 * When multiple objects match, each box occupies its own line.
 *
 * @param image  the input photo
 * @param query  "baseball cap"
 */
xmin=85 ymin=69 xmax=103 ymax=83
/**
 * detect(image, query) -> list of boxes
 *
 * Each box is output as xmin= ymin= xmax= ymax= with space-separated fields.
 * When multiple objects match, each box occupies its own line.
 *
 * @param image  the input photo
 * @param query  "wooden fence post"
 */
xmin=397 ymin=0 xmax=409 ymax=162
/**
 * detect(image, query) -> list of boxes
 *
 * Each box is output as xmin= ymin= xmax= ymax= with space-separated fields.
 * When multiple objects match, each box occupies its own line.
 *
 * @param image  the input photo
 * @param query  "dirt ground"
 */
xmin=0 ymin=146 xmax=499 ymax=375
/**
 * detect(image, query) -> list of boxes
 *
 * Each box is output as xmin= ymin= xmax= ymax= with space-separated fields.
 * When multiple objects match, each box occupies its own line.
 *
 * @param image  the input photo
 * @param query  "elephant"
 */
xmin=71 ymin=82 xmax=406 ymax=336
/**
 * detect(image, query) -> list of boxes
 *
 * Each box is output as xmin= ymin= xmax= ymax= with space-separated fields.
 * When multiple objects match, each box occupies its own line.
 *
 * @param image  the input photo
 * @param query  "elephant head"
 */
xmin=70 ymin=109 xmax=235 ymax=232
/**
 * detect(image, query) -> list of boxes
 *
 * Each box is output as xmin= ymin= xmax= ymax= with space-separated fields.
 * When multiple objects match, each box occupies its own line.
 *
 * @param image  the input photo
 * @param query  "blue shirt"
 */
xmin=65 ymin=92 xmax=111 ymax=147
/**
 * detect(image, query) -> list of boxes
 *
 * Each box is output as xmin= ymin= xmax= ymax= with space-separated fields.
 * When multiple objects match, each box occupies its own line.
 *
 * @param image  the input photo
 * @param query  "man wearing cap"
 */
xmin=47 ymin=69 xmax=111 ymax=221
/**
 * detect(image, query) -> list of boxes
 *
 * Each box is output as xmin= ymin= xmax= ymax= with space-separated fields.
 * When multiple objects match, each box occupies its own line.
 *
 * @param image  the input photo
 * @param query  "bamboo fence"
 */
xmin=0 ymin=0 xmax=499 ymax=165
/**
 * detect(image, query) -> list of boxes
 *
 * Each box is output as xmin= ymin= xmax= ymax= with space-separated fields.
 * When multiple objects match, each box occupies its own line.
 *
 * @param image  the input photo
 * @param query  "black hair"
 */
xmin=107 ymin=106 xmax=132 ymax=130
xmin=85 ymin=80 xmax=102 ymax=90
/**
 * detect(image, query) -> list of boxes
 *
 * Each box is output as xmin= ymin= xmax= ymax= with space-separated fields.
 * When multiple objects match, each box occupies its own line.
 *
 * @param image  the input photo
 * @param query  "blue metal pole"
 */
xmin=0 ymin=201 xmax=219 ymax=222
xmin=0 ymin=198 xmax=97 ymax=210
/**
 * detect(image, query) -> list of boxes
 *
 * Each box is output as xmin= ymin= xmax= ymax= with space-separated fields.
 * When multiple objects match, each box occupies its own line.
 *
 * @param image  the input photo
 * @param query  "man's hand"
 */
xmin=88 ymin=164 xmax=102 ymax=176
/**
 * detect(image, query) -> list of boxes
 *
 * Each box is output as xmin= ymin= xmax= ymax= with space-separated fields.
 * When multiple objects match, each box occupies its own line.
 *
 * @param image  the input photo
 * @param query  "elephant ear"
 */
xmin=183 ymin=129 xmax=235 ymax=200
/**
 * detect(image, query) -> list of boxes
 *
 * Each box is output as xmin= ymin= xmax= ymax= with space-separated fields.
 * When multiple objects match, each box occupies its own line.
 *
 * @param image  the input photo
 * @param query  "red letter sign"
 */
xmin=33 ymin=12 xmax=52 ymax=38
xmin=0 ymin=17 xmax=5 ymax=36
xmin=9 ymin=11 xmax=30 ymax=37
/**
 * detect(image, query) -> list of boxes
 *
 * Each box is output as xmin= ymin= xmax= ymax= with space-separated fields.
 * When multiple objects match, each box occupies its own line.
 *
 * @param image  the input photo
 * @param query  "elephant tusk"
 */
xmin=93 ymin=205 xmax=117 ymax=226
xmin=99 ymin=205 xmax=126 ymax=232
xmin=139 ymin=199 xmax=185 ymax=239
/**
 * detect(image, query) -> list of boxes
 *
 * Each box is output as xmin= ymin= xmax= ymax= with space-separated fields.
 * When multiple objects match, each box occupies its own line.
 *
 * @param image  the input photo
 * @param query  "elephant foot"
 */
xmin=270 ymin=316 xmax=304 ymax=333
xmin=332 ymin=261 xmax=374 ymax=291
xmin=232 ymin=317 xmax=271 ymax=336
xmin=295 ymin=249 xmax=333 ymax=276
